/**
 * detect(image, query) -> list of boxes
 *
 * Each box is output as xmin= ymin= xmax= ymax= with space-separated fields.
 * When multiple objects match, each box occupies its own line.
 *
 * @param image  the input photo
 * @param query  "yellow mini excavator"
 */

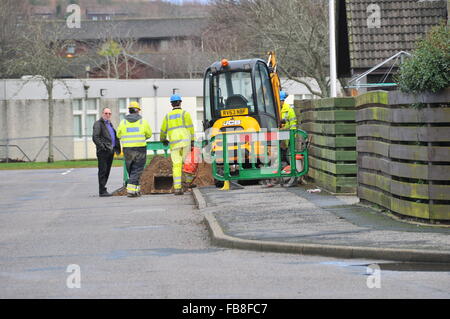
xmin=202 ymin=52 xmax=308 ymax=189
xmin=202 ymin=51 xmax=282 ymax=138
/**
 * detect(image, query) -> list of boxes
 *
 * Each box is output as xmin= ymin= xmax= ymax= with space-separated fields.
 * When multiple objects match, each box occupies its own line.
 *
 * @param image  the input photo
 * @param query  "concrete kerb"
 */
xmin=192 ymin=188 xmax=450 ymax=263
xmin=192 ymin=188 xmax=207 ymax=209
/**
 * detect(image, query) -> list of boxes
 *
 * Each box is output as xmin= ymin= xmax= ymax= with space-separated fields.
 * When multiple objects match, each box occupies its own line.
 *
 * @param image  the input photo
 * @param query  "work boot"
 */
xmin=182 ymin=183 xmax=197 ymax=192
xmin=282 ymin=177 xmax=298 ymax=188
xmin=127 ymin=192 xmax=138 ymax=198
xmin=261 ymin=179 xmax=275 ymax=188
xmin=99 ymin=192 xmax=112 ymax=197
xmin=183 ymin=182 xmax=197 ymax=188
xmin=174 ymin=189 xmax=184 ymax=195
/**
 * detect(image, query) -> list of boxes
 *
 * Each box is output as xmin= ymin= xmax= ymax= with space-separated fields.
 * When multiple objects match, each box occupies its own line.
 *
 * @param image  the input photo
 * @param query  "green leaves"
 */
xmin=396 ymin=24 xmax=450 ymax=94
xmin=98 ymin=40 xmax=123 ymax=57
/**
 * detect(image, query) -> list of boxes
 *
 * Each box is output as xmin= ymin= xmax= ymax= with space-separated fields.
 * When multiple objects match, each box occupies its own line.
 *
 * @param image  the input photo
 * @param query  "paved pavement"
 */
xmin=193 ymin=184 xmax=450 ymax=263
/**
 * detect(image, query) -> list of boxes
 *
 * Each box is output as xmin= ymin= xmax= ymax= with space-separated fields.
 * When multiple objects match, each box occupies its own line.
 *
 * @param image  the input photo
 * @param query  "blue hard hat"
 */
xmin=170 ymin=94 xmax=182 ymax=102
xmin=279 ymin=91 xmax=288 ymax=100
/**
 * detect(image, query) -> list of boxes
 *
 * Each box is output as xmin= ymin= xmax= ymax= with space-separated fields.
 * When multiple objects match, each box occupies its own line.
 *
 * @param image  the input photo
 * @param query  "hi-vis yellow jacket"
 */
xmin=160 ymin=108 xmax=194 ymax=149
xmin=117 ymin=115 xmax=152 ymax=148
xmin=280 ymin=102 xmax=298 ymax=130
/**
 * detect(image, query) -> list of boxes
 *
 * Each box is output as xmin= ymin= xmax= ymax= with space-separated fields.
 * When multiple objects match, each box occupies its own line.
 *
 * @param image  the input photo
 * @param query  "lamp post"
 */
xmin=329 ymin=0 xmax=337 ymax=97
xmin=153 ymin=84 xmax=158 ymax=141
xmin=3 ymin=80 xmax=9 ymax=162
xmin=83 ymin=82 xmax=90 ymax=159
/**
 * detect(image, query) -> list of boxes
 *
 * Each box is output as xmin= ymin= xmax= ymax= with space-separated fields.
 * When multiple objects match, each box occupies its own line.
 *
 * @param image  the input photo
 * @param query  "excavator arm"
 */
xmin=267 ymin=51 xmax=282 ymax=123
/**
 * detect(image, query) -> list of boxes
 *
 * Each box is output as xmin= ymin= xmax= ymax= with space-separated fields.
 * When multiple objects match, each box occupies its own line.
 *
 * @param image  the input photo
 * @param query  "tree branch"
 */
xmin=279 ymin=64 xmax=324 ymax=98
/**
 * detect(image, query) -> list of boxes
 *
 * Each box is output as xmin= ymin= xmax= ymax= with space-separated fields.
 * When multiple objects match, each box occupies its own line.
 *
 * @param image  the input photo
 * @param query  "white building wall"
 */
xmin=1 ymin=77 xmax=317 ymax=161
xmin=140 ymin=95 xmax=203 ymax=141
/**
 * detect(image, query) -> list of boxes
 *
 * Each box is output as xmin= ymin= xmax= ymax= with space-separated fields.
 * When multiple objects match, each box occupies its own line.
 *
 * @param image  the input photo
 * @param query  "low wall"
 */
xmin=355 ymin=89 xmax=450 ymax=222
xmin=295 ymin=97 xmax=357 ymax=193
xmin=0 ymin=99 xmax=74 ymax=162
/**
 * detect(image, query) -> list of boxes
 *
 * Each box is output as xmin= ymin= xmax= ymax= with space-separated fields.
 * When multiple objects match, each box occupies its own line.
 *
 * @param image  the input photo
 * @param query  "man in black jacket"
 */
xmin=92 ymin=107 xmax=121 ymax=197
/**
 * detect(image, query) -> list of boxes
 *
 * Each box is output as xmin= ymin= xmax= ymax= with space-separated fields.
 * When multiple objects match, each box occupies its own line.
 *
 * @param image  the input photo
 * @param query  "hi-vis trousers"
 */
xmin=171 ymin=145 xmax=190 ymax=190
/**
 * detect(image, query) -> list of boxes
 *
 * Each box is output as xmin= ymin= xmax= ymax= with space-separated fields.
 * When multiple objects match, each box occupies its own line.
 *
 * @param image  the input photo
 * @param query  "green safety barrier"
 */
xmin=122 ymin=141 xmax=170 ymax=184
xmin=210 ymin=129 xmax=309 ymax=181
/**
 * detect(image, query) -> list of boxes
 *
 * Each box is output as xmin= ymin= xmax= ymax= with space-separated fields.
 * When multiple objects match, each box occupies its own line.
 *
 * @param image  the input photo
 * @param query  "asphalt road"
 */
xmin=0 ymin=167 xmax=449 ymax=298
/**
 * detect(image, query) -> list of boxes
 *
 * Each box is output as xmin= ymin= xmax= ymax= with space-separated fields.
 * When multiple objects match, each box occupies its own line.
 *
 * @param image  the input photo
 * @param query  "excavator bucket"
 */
xmin=143 ymin=155 xmax=173 ymax=194
xmin=152 ymin=176 xmax=173 ymax=193
xmin=120 ymin=142 xmax=173 ymax=195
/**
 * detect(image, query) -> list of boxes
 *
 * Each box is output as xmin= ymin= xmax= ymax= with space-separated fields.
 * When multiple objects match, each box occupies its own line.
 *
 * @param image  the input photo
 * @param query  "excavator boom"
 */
xmin=267 ymin=51 xmax=282 ymax=122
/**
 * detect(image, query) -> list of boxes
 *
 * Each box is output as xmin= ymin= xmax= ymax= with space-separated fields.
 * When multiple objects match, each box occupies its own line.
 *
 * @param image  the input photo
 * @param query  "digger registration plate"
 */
xmin=220 ymin=108 xmax=248 ymax=117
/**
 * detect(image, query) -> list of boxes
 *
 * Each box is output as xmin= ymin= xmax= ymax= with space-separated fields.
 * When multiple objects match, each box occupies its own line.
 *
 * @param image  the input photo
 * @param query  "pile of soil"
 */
xmin=141 ymin=155 xmax=174 ymax=194
xmin=191 ymin=162 xmax=216 ymax=187
xmin=114 ymin=155 xmax=215 ymax=196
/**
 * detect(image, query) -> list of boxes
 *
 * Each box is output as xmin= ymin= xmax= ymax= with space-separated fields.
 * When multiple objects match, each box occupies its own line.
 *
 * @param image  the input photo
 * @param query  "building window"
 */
xmin=160 ymin=40 xmax=169 ymax=51
xmin=86 ymin=98 xmax=97 ymax=111
xmin=119 ymin=97 xmax=141 ymax=121
xmin=72 ymin=99 xmax=82 ymax=111
xmin=66 ymin=45 xmax=75 ymax=55
xmin=72 ymin=98 xmax=99 ymax=139
xmin=73 ymin=115 xmax=82 ymax=138
xmin=119 ymin=98 xmax=127 ymax=121
xmin=86 ymin=114 xmax=97 ymax=136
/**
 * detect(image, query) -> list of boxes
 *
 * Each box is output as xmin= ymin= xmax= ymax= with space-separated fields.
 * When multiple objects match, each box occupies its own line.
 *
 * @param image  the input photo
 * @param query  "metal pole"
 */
xmin=153 ymin=84 xmax=158 ymax=142
xmin=348 ymin=51 xmax=412 ymax=85
xmin=329 ymin=0 xmax=337 ymax=97
xmin=84 ymin=100 xmax=88 ymax=159
xmin=83 ymin=83 xmax=90 ymax=160
xmin=3 ymin=80 xmax=9 ymax=162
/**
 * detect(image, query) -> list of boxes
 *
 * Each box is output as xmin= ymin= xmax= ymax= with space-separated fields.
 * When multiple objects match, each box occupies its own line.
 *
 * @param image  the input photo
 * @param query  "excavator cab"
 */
xmin=202 ymin=58 xmax=280 ymax=135
xmin=202 ymin=56 xmax=309 ymax=186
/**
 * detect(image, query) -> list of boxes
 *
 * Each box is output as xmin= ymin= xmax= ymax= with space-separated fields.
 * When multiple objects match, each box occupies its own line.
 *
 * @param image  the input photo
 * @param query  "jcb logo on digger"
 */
xmin=223 ymin=120 xmax=241 ymax=126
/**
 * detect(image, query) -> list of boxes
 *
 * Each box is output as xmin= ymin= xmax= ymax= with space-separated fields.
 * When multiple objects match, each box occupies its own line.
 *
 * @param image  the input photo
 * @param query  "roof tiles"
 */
xmin=345 ymin=0 xmax=447 ymax=69
xmin=57 ymin=17 xmax=207 ymax=41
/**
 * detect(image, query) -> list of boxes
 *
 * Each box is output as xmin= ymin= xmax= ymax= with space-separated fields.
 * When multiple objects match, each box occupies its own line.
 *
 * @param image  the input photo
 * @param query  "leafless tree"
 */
xmin=0 ymin=0 xmax=29 ymax=76
xmin=161 ymin=37 xmax=211 ymax=78
xmin=4 ymin=20 xmax=75 ymax=162
xmin=208 ymin=0 xmax=330 ymax=97
xmin=79 ymin=23 xmax=140 ymax=79
xmin=97 ymin=38 xmax=140 ymax=79
xmin=121 ymin=39 xmax=140 ymax=79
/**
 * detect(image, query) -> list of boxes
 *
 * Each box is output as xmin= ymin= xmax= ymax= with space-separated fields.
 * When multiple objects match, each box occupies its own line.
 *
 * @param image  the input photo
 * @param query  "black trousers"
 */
xmin=124 ymin=147 xmax=147 ymax=187
xmin=97 ymin=150 xmax=114 ymax=194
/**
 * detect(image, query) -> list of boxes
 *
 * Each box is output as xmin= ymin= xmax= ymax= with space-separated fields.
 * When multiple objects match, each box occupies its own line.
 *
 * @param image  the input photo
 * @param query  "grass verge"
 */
xmin=0 ymin=155 xmax=157 ymax=170
xmin=0 ymin=158 xmax=123 ymax=170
